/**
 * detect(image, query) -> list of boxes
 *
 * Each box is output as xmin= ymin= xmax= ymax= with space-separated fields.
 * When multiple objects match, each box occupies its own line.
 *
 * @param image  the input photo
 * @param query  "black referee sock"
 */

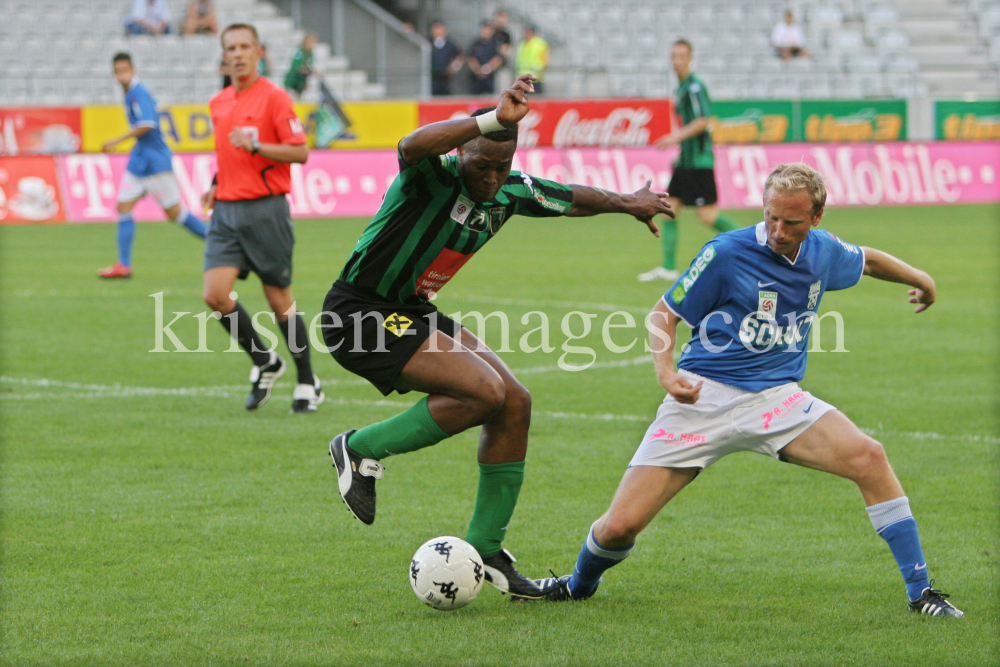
xmin=278 ymin=313 xmax=314 ymax=385
xmin=220 ymin=301 xmax=272 ymax=367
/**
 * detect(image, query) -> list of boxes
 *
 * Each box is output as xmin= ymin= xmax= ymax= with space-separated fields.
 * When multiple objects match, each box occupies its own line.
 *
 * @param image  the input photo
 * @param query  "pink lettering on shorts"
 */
xmin=646 ymin=428 xmax=705 ymax=446
xmin=762 ymin=392 xmax=808 ymax=431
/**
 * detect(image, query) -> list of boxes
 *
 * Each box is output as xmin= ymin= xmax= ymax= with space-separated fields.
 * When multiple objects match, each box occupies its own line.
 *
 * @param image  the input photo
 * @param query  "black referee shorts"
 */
xmin=668 ymin=168 xmax=718 ymax=207
xmin=204 ymin=195 xmax=294 ymax=288
xmin=321 ymin=280 xmax=463 ymax=396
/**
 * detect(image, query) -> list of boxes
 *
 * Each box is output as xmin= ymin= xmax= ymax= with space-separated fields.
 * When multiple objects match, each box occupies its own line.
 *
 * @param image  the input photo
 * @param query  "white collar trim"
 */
xmin=755 ymin=221 xmax=767 ymax=245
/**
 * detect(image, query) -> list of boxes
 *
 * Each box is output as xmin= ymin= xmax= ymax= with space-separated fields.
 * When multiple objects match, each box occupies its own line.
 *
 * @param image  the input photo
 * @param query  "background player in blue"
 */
xmin=521 ymin=163 xmax=964 ymax=617
xmin=98 ymin=52 xmax=207 ymax=279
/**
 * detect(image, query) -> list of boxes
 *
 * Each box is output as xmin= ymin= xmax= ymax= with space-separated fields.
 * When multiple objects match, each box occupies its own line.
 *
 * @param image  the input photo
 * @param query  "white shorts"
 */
xmin=118 ymin=170 xmax=182 ymax=209
xmin=629 ymin=371 xmax=836 ymax=470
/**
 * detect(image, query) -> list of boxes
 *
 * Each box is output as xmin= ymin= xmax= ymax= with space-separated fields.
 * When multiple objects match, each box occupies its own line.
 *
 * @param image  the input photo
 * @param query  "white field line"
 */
xmin=860 ymin=428 xmax=1000 ymax=445
xmin=0 ymin=376 xmax=646 ymax=422
xmin=6 ymin=289 xmax=654 ymax=316
xmin=2 ymin=375 xmax=997 ymax=443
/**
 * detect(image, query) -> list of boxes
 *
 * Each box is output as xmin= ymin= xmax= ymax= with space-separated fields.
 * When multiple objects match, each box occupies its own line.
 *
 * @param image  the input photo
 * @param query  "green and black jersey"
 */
xmin=675 ymin=73 xmax=714 ymax=170
xmin=339 ymin=153 xmax=574 ymax=304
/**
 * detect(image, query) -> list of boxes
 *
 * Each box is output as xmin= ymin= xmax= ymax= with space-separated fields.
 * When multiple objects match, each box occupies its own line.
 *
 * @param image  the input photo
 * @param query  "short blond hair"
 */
xmin=764 ymin=163 xmax=826 ymax=215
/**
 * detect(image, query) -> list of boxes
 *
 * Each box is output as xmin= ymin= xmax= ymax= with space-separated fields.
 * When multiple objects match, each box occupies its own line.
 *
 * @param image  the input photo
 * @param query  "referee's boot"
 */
xmin=245 ymin=351 xmax=286 ymax=410
xmin=329 ymin=429 xmax=382 ymax=525
xmin=480 ymin=549 xmax=562 ymax=599
xmin=291 ymin=375 xmax=325 ymax=414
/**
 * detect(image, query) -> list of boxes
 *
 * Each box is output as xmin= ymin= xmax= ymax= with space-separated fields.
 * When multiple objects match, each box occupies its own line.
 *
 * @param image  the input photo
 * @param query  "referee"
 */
xmin=639 ymin=38 xmax=741 ymax=283
xmin=201 ymin=23 xmax=323 ymax=414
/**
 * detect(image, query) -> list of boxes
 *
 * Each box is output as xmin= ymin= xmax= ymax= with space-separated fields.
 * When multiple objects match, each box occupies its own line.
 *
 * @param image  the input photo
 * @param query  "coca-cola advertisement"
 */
xmin=418 ymin=99 xmax=674 ymax=150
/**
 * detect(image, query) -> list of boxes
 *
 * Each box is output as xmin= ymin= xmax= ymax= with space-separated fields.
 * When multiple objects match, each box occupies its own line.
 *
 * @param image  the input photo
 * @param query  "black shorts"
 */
xmin=668 ymin=168 xmax=718 ymax=207
xmin=204 ymin=195 xmax=294 ymax=288
xmin=321 ymin=280 xmax=462 ymax=396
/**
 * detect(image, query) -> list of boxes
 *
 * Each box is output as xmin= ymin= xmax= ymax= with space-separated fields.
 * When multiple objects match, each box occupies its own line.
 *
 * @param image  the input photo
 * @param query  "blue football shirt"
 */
xmin=124 ymin=79 xmax=173 ymax=177
xmin=663 ymin=222 xmax=865 ymax=392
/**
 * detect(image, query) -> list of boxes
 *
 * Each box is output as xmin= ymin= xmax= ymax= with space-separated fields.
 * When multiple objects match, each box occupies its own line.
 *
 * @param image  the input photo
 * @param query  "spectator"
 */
xmin=284 ymin=33 xmax=320 ymax=100
xmin=493 ymin=11 xmax=512 ymax=60
xmin=468 ymin=22 xmax=503 ymax=95
xmin=516 ymin=25 xmax=549 ymax=94
xmin=183 ymin=0 xmax=218 ymax=35
xmin=259 ymin=43 xmax=273 ymax=78
xmin=429 ymin=20 xmax=463 ymax=96
xmin=126 ymin=0 xmax=172 ymax=35
xmin=772 ymin=11 xmax=810 ymax=60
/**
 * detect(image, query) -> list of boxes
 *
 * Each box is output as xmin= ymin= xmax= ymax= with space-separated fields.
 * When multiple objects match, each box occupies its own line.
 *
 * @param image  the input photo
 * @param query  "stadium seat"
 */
xmin=876 ymin=31 xmax=910 ymax=58
xmin=864 ymin=5 xmax=900 ymax=39
xmin=657 ymin=6 xmax=684 ymax=27
xmin=979 ymin=8 xmax=1000 ymax=39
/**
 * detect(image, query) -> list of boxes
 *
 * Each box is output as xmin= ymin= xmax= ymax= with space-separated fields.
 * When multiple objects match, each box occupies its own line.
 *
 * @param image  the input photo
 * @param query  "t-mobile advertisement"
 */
xmin=0 ymin=142 xmax=997 ymax=224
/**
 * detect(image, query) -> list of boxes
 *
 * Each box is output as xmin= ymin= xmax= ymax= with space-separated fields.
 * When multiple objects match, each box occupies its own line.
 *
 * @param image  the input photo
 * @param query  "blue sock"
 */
xmin=117 ymin=213 xmax=135 ymax=267
xmin=176 ymin=209 xmax=208 ymax=238
xmin=867 ymin=496 xmax=930 ymax=601
xmin=566 ymin=524 xmax=633 ymax=598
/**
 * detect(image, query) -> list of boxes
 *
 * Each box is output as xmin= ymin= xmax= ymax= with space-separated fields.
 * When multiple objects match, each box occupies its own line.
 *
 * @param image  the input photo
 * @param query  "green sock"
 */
xmin=712 ymin=212 xmax=740 ymax=233
xmin=465 ymin=461 xmax=525 ymax=557
xmin=348 ymin=396 xmax=449 ymax=460
xmin=660 ymin=217 xmax=678 ymax=270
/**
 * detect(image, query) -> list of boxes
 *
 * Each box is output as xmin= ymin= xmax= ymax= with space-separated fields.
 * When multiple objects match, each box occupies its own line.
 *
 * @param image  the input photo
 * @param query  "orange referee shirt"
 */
xmin=209 ymin=76 xmax=308 ymax=201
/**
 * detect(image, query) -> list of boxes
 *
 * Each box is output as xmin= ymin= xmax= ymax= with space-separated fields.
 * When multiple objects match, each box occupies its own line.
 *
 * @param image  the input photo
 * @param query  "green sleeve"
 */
xmin=504 ymin=172 xmax=574 ymax=218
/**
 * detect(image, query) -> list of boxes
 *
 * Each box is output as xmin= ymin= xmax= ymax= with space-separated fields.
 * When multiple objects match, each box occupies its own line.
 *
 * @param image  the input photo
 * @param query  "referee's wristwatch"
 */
xmin=250 ymin=139 xmax=261 ymax=154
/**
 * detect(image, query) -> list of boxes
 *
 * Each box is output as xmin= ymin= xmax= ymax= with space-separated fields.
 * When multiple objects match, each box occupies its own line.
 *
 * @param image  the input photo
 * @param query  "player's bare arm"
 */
xmin=566 ymin=180 xmax=674 ymax=236
xmin=398 ymin=74 xmax=536 ymax=164
xmin=655 ymin=116 xmax=711 ymax=149
xmin=102 ymin=126 xmax=153 ymax=152
xmin=228 ymin=127 xmax=308 ymax=164
xmin=861 ymin=247 xmax=936 ymax=313
xmin=648 ymin=300 xmax=702 ymax=404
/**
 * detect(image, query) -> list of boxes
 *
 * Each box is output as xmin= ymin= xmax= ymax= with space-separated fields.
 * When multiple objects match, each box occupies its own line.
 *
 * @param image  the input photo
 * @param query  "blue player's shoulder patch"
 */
xmin=813 ymin=228 xmax=862 ymax=256
xmin=669 ymin=243 xmax=718 ymax=304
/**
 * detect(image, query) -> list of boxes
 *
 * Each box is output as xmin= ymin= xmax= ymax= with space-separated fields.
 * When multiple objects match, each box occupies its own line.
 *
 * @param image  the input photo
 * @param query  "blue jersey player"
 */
xmin=98 ymin=52 xmax=207 ymax=278
xmin=521 ymin=163 xmax=963 ymax=617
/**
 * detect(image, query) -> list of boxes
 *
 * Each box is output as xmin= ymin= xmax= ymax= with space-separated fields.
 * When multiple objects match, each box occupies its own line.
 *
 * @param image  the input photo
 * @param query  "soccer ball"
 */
xmin=409 ymin=536 xmax=485 ymax=611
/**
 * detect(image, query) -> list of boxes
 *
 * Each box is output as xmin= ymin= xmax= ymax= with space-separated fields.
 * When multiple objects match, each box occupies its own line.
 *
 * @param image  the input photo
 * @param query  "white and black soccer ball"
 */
xmin=409 ymin=536 xmax=484 ymax=611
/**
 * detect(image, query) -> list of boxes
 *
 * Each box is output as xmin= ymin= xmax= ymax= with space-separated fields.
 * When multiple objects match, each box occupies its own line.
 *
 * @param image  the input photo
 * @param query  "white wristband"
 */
xmin=476 ymin=109 xmax=505 ymax=135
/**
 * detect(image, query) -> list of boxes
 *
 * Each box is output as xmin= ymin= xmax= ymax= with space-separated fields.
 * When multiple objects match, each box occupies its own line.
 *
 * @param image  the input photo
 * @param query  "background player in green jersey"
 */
xmin=324 ymin=74 xmax=675 ymax=598
xmin=640 ymin=39 xmax=741 ymax=283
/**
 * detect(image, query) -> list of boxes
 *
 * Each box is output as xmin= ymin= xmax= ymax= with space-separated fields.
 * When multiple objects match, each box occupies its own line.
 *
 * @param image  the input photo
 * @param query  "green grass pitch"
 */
xmin=2 ymin=204 xmax=997 ymax=666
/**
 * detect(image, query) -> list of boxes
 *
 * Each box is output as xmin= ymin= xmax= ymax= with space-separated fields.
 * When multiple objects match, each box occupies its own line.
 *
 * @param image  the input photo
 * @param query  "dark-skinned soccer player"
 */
xmin=323 ymin=75 xmax=675 ymax=598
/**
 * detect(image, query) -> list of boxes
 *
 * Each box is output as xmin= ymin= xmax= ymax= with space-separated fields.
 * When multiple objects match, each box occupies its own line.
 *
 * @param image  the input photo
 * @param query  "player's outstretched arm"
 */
xmin=101 ymin=126 xmax=153 ymax=152
xmin=566 ymin=180 xmax=675 ymax=237
xmin=861 ymin=246 xmax=936 ymax=313
xmin=397 ymin=74 xmax=536 ymax=164
xmin=648 ymin=300 xmax=702 ymax=403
